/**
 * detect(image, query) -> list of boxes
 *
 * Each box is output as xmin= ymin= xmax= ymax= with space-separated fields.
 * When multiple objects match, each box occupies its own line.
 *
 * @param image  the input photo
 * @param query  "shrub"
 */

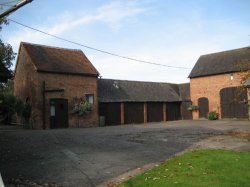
xmin=0 ymin=93 xmax=20 ymax=124
xmin=0 ymin=92 xmax=32 ymax=124
xmin=208 ymin=111 xmax=219 ymax=120
xmin=187 ymin=105 xmax=199 ymax=111
xmin=73 ymin=100 xmax=91 ymax=116
xmin=22 ymin=103 xmax=32 ymax=121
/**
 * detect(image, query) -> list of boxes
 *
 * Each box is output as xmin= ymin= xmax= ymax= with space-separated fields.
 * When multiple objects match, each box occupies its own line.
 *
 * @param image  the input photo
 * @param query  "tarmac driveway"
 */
xmin=0 ymin=120 xmax=250 ymax=187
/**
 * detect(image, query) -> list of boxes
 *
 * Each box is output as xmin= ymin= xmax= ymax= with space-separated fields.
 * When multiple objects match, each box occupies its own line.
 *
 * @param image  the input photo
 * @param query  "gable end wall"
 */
xmin=190 ymin=72 xmax=248 ymax=119
xmin=14 ymin=46 xmax=99 ymax=129
xmin=14 ymin=47 xmax=39 ymax=124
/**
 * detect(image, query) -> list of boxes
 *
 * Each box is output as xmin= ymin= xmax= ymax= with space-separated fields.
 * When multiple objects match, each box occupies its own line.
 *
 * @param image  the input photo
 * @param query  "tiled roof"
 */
xmin=98 ymin=79 xmax=190 ymax=103
xmin=189 ymin=47 xmax=250 ymax=78
xmin=21 ymin=42 xmax=99 ymax=76
xmin=178 ymin=83 xmax=190 ymax=101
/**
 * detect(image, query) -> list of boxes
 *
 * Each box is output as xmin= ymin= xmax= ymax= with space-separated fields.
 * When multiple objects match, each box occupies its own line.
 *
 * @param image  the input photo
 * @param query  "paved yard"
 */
xmin=0 ymin=120 xmax=250 ymax=187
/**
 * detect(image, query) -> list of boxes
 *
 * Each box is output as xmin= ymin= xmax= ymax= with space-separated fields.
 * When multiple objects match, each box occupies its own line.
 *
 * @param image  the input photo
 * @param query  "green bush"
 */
xmin=187 ymin=105 xmax=199 ymax=111
xmin=73 ymin=100 xmax=91 ymax=116
xmin=22 ymin=103 xmax=32 ymax=120
xmin=208 ymin=111 xmax=219 ymax=120
xmin=0 ymin=92 xmax=32 ymax=124
xmin=0 ymin=93 xmax=19 ymax=124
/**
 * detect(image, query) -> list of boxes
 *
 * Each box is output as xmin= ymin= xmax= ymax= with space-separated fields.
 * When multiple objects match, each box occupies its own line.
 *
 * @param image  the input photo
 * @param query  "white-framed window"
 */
xmin=86 ymin=94 xmax=94 ymax=104
xmin=50 ymin=101 xmax=55 ymax=116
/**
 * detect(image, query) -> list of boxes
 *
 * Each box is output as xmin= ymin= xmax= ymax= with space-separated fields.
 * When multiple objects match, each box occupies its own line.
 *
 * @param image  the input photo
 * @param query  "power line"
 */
xmin=8 ymin=18 xmax=191 ymax=70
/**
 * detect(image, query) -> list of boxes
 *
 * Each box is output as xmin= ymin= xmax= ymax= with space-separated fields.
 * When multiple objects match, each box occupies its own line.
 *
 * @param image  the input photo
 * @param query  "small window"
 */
xmin=50 ymin=105 xmax=55 ymax=116
xmin=230 ymin=73 xmax=234 ymax=80
xmin=86 ymin=94 xmax=94 ymax=104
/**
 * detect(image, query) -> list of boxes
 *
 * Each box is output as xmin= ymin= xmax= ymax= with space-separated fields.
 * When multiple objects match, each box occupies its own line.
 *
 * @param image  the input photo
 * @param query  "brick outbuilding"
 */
xmin=98 ymin=79 xmax=192 ymax=126
xmin=14 ymin=42 xmax=99 ymax=129
xmin=189 ymin=47 xmax=250 ymax=119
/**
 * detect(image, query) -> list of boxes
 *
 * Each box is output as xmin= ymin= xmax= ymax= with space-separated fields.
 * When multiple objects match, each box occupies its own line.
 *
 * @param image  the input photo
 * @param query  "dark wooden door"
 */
xmin=167 ymin=102 xmax=181 ymax=121
xmin=50 ymin=99 xmax=68 ymax=128
xmin=124 ymin=103 xmax=144 ymax=124
xmin=147 ymin=102 xmax=163 ymax=122
xmin=99 ymin=103 xmax=121 ymax=126
xmin=220 ymin=87 xmax=248 ymax=118
xmin=198 ymin=97 xmax=209 ymax=118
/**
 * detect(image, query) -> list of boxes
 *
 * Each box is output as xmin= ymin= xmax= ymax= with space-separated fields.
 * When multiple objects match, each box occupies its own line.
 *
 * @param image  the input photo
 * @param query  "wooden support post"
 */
xmin=120 ymin=103 xmax=124 ymax=125
xmin=42 ymin=81 xmax=46 ymax=129
xmin=144 ymin=102 xmax=147 ymax=123
xmin=163 ymin=103 xmax=167 ymax=121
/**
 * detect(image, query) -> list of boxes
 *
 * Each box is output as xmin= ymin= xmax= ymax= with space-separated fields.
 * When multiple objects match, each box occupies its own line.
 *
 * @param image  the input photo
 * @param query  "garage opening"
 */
xmin=124 ymin=103 xmax=144 ymax=124
xmin=220 ymin=87 xmax=248 ymax=118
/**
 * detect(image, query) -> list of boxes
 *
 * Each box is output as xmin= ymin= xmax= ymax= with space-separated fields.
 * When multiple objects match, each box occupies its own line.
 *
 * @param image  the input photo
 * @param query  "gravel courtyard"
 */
xmin=0 ymin=120 xmax=250 ymax=187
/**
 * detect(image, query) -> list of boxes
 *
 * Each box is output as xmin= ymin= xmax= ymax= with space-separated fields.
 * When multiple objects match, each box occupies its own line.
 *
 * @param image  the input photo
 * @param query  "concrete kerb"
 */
xmin=99 ymin=145 xmax=197 ymax=187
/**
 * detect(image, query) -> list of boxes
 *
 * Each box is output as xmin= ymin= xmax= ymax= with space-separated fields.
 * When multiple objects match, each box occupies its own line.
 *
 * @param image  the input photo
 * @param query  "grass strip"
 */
xmin=119 ymin=149 xmax=250 ymax=187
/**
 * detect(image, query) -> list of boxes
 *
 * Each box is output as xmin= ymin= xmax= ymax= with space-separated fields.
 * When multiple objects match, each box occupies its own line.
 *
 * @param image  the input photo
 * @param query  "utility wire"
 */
xmin=8 ymin=18 xmax=191 ymax=70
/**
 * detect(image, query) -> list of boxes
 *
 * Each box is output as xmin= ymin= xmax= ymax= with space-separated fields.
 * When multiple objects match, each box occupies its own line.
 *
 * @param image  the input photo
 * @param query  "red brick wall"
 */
xmin=14 ymin=47 xmax=99 ymax=129
xmin=14 ymin=47 xmax=39 ymax=126
xmin=248 ymin=88 xmax=250 ymax=118
xmin=38 ymin=73 xmax=99 ymax=129
xmin=190 ymin=72 xmax=245 ymax=119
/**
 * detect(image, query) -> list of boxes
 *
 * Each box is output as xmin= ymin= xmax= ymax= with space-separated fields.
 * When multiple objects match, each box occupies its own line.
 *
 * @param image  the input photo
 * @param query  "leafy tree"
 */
xmin=0 ymin=80 xmax=22 ymax=124
xmin=0 ymin=40 xmax=15 ymax=70
xmin=238 ymin=60 xmax=250 ymax=86
xmin=241 ymin=70 xmax=250 ymax=86
xmin=0 ymin=80 xmax=31 ymax=125
xmin=0 ymin=18 xmax=16 ymax=72
xmin=0 ymin=18 xmax=8 ymax=30
xmin=0 ymin=18 xmax=18 ymax=125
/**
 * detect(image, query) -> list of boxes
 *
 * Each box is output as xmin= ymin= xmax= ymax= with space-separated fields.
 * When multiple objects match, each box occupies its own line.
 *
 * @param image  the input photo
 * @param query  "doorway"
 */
xmin=50 ymin=99 xmax=68 ymax=128
xmin=198 ymin=97 xmax=209 ymax=118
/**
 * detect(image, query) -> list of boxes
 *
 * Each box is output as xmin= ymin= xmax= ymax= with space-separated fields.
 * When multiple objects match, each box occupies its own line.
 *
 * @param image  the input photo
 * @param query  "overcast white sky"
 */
xmin=1 ymin=0 xmax=250 ymax=83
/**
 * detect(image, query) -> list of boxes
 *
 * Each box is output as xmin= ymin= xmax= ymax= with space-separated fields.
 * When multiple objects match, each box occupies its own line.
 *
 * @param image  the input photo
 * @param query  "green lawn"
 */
xmin=119 ymin=150 xmax=250 ymax=187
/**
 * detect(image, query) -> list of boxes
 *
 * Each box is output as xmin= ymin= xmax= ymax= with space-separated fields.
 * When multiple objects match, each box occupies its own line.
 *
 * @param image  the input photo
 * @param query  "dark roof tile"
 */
xmin=178 ymin=83 xmax=190 ymax=101
xmin=98 ymin=79 xmax=189 ymax=102
xmin=21 ymin=42 xmax=99 ymax=76
xmin=189 ymin=47 xmax=250 ymax=78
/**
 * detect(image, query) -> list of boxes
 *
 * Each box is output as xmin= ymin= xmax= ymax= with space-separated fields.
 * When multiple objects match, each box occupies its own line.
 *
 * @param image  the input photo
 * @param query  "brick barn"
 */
xmin=98 ymin=79 xmax=192 ymax=126
xmin=14 ymin=42 xmax=99 ymax=129
xmin=189 ymin=47 xmax=250 ymax=119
